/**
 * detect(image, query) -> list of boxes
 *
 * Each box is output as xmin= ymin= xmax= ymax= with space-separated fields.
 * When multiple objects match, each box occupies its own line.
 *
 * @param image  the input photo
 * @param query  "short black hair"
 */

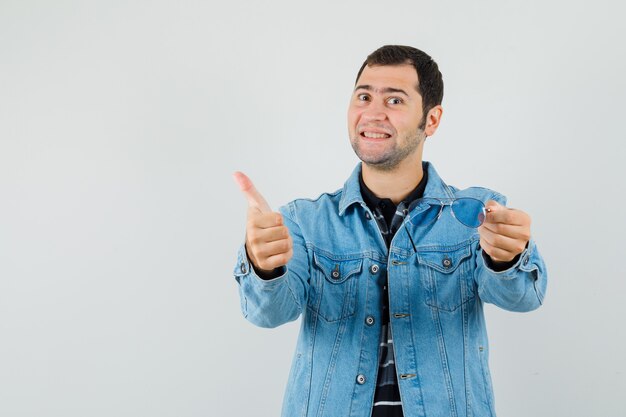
xmin=355 ymin=45 xmax=444 ymax=127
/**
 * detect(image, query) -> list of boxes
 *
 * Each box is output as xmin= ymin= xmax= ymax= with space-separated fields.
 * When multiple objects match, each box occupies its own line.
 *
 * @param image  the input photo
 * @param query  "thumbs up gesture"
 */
xmin=478 ymin=200 xmax=532 ymax=264
xmin=233 ymin=171 xmax=293 ymax=274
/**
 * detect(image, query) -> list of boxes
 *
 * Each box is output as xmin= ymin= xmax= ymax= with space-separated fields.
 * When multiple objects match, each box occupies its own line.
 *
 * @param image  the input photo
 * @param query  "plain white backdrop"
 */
xmin=1 ymin=1 xmax=625 ymax=416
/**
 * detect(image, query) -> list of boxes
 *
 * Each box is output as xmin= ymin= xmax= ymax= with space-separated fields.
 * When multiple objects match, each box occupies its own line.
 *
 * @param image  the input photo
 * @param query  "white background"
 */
xmin=1 ymin=1 xmax=625 ymax=416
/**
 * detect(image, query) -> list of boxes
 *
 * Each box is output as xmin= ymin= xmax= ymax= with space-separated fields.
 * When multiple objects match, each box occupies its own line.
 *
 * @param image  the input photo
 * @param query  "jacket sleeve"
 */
xmin=233 ymin=201 xmax=310 ymax=328
xmin=474 ymin=193 xmax=548 ymax=312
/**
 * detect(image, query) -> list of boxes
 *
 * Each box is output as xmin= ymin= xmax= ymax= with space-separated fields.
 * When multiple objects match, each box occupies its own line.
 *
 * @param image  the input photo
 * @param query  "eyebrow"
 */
xmin=354 ymin=84 xmax=410 ymax=97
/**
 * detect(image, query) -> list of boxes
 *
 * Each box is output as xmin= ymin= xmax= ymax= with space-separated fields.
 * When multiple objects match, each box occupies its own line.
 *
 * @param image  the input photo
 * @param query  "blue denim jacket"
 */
xmin=233 ymin=161 xmax=548 ymax=417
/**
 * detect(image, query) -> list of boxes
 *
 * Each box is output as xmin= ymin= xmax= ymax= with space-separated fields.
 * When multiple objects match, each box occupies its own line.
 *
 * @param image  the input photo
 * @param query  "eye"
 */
xmin=357 ymin=93 xmax=370 ymax=101
xmin=387 ymin=97 xmax=403 ymax=105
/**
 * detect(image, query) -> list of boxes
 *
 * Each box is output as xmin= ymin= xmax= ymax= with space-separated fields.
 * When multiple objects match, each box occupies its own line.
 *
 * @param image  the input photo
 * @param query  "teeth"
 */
xmin=363 ymin=132 xmax=390 ymax=139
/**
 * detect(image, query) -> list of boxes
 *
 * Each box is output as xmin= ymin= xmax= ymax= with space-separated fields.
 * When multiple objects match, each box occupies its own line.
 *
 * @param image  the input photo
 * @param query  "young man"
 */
xmin=233 ymin=45 xmax=548 ymax=417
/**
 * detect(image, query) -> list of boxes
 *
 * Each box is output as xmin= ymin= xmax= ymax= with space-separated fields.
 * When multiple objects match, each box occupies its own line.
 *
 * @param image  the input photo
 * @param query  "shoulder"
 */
xmin=277 ymin=188 xmax=345 ymax=222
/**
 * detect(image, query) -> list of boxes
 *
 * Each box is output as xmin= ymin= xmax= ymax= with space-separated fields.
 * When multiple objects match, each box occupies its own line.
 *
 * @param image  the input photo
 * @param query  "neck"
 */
xmin=361 ymin=155 xmax=424 ymax=205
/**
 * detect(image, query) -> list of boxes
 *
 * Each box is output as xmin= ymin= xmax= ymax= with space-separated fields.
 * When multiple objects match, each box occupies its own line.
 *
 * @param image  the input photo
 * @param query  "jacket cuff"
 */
xmin=480 ymin=239 xmax=535 ymax=276
xmin=482 ymin=251 xmax=520 ymax=272
xmin=233 ymin=244 xmax=287 ymax=286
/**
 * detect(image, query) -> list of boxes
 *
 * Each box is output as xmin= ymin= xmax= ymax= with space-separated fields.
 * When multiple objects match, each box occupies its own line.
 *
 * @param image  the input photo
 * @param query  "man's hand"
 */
xmin=478 ymin=200 xmax=531 ymax=264
xmin=233 ymin=171 xmax=293 ymax=274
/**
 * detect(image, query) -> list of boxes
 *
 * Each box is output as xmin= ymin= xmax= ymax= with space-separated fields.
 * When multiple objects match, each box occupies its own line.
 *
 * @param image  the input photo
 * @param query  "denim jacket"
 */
xmin=233 ymin=161 xmax=548 ymax=417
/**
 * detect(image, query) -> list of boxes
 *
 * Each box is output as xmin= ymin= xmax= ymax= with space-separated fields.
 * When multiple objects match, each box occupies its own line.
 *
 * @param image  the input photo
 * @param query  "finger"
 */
xmin=233 ymin=171 xmax=272 ymax=213
xmin=249 ymin=224 xmax=290 ymax=244
xmin=248 ymin=210 xmax=284 ymax=229
xmin=480 ymin=227 xmax=527 ymax=255
xmin=484 ymin=200 xmax=526 ymax=226
xmin=479 ymin=222 xmax=528 ymax=240
xmin=264 ymin=247 xmax=293 ymax=269
xmin=256 ymin=237 xmax=292 ymax=259
xmin=480 ymin=238 xmax=518 ymax=262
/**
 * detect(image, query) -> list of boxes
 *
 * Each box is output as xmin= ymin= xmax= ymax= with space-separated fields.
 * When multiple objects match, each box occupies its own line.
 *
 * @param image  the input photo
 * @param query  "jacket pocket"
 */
xmin=417 ymin=243 xmax=475 ymax=312
xmin=308 ymin=251 xmax=363 ymax=322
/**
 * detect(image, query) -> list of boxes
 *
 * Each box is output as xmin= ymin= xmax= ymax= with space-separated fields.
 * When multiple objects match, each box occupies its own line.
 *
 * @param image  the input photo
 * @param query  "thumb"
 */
xmin=483 ymin=200 xmax=507 ymax=223
xmin=232 ymin=171 xmax=272 ymax=213
xmin=484 ymin=199 xmax=503 ymax=212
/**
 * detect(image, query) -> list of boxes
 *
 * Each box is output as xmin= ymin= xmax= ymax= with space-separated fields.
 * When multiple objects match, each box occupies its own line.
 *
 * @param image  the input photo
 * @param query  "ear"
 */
xmin=424 ymin=105 xmax=443 ymax=137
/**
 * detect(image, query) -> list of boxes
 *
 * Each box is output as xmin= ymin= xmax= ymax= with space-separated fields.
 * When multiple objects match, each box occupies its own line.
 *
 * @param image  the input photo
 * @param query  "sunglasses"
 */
xmin=405 ymin=197 xmax=487 ymax=229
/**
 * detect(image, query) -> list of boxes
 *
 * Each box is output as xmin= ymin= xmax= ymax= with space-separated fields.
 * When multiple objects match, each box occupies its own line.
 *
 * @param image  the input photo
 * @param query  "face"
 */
xmin=348 ymin=64 xmax=427 ymax=171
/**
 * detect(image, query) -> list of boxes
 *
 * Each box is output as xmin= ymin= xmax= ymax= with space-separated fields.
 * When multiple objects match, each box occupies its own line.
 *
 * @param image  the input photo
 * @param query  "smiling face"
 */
xmin=348 ymin=64 xmax=432 ymax=171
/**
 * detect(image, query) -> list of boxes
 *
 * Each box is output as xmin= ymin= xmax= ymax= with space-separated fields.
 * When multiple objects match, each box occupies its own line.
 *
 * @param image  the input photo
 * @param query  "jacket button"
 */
xmin=370 ymin=264 xmax=379 ymax=274
xmin=365 ymin=212 xmax=371 ymax=220
xmin=240 ymin=263 xmax=247 ymax=274
xmin=365 ymin=316 xmax=375 ymax=326
xmin=356 ymin=374 xmax=366 ymax=384
xmin=331 ymin=270 xmax=340 ymax=279
xmin=442 ymin=258 xmax=452 ymax=268
xmin=523 ymin=257 xmax=529 ymax=265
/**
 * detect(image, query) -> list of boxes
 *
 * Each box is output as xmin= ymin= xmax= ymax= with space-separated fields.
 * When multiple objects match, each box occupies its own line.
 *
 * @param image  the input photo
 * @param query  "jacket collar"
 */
xmin=338 ymin=160 xmax=454 ymax=216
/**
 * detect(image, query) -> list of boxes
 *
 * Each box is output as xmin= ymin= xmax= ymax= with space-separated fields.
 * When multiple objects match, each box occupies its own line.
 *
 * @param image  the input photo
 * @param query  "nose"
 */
xmin=361 ymin=99 xmax=387 ymax=121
